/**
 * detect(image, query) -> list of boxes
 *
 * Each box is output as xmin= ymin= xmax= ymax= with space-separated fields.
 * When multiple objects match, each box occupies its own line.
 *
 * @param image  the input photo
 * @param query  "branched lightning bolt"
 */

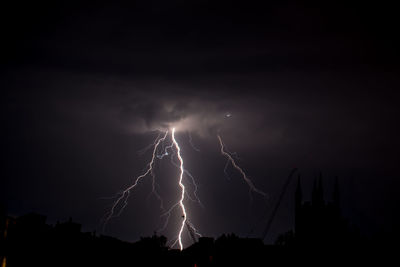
xmin=217 ymin=134 xmax=267 ymax=198
xmin=158 ymin=145 xmax=202 ymax=237
xmin=171 ymin=127 xmax=188 ymax=251
xmin=103 ymin=128 xmax=200 ymax=251
xmin=182 ymin=170 xmax=203 ymax=207
xmin=103 ymin=128 xmax=265 ymax=250
xmin=102 ymin=131 xmax=169 ymax=229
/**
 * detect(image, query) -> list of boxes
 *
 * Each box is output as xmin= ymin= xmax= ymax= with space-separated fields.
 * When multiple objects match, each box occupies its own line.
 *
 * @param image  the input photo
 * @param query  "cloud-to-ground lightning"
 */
xmin=171 ymin=127 xmax=187 ymax=250
xmin=103 ymin=128 xmax=201 ymax=250
xmin=217 ymin=134 xmax=267 ymax=198
xmin=103 ymin=117 xmax=268 ymax=251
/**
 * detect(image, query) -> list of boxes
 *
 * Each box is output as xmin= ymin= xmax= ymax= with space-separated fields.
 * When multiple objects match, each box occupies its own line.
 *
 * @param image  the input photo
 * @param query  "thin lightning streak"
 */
xmin=159 ymin=203 xmax=179 ymax=232
xmin=137 ymin=131 xmax=163 ymax=155
xmin=103 ymin=130 xmax=169 ymax=230
xmin=147 ymin=176 xmax=164 ymax=210
xmin=217 ymin=134 xmax=267 ymax=198
xmin=147 ymin=142 xmax=175 ymax=208
xmin=223 ymin=159 xmax=231 ymax=180
xmin=171 ymin=127 xmax=187 ymax=251
xmin=221 ymin=143 xmax=240 ymax=180
xmin=223 ymin=149 xmax=240 ymax=180
xmin=187 ymin=220 xmax=202 ymax=238
xmin=183 ymin=171 xmax=203 ymax=207
xmin=188 ymin=131 xmax=200 ymax=152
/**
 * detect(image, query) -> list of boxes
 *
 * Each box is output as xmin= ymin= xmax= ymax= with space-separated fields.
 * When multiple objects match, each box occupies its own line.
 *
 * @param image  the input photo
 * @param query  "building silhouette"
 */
xmin=294 ymin=175 xmax=350 ymax=247
xmin=0 ymin=174 xmax=397 ymax=266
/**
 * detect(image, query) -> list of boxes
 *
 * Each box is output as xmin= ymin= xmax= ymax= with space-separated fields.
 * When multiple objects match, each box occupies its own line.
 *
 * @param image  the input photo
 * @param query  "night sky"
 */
xmin=1 ymin=1 xmax=399 ymax=246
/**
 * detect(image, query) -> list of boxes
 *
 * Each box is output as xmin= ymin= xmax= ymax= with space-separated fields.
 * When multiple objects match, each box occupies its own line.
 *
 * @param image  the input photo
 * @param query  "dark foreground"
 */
xmin=0 ymin=212 xmax=398 ymax=267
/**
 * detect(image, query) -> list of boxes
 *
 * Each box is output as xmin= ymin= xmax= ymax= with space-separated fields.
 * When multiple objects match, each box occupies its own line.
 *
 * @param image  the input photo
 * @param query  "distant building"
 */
xmin=294 ymin=175 xmax=353 ymax=247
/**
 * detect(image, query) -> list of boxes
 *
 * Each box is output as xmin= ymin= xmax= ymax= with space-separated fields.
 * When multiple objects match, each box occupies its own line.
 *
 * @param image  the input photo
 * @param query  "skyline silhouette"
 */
xmin=2 ymin=175 xmax=398 ymax=266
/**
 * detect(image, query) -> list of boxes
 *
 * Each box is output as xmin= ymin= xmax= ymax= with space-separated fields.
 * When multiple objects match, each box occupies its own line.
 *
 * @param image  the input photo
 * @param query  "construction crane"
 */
xmin=260 ymin=168 xmax=298 ymax=241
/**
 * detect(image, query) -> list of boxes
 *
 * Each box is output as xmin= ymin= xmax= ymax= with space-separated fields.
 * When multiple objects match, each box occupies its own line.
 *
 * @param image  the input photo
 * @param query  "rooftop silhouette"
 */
xmin=1 ymin=176 xmax=398 ymax=266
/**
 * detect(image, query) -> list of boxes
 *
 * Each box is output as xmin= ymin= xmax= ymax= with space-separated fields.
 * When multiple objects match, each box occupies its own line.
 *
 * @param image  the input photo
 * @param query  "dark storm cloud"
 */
xmin=9 ymin=66 xmax=398 ymax=172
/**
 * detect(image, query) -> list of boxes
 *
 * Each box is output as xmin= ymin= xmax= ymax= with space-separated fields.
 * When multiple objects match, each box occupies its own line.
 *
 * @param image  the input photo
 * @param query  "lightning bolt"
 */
xmin=103 ymin=128 xmax=200 ymax=250
xmin=103 ymin=125 xmax=266 ymax=250
xmin=217 ymin=134 xmax=267 ymax=198
xmin=102 ymin=131 xmax=169 ymax=229
xmin=171 ymin=127 xmax=188 ymax=250
xmin=168 ymin=151 xmax=203 ymax=207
